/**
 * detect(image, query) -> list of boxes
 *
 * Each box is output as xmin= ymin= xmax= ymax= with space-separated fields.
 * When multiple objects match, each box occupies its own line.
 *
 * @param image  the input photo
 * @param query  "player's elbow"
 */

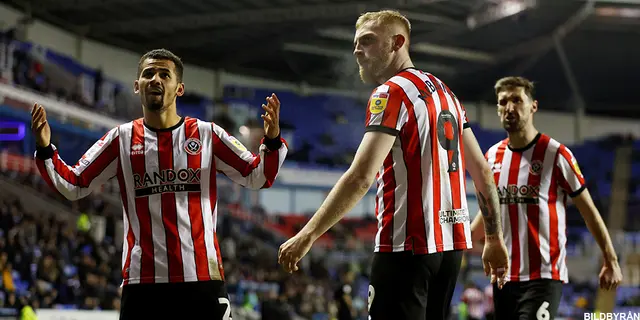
xmin=344 ymin=170 xmax=374 ymax=193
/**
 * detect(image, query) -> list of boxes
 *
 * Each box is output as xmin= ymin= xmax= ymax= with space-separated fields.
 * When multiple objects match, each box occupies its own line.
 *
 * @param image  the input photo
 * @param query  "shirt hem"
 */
xmin=374 ymin=241 xmax=472 ymax=254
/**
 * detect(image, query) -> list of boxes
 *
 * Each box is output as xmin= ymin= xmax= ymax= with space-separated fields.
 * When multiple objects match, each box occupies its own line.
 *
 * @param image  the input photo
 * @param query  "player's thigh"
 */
xmin=518 ymin=280 xmax=562 ymax=320
xmin=492 ymin=282 xmax=519 ymax=320
xmin=425 ymin=250 xmax=463 ymax=320
xmin=368 ymin=251 xmax=429 ymax=320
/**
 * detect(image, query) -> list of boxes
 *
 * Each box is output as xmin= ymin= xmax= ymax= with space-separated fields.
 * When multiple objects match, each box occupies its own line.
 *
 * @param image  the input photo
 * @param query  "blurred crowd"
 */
xmin=0 ymin=165 xmax=375 ymax=320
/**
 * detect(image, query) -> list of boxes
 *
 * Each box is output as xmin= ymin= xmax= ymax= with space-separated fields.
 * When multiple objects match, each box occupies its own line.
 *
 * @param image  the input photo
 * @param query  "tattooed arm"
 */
xmin=463 ymin=130 xmax=502 ymax=241
xmin=463 ymin=129 xmax=509 ymax=286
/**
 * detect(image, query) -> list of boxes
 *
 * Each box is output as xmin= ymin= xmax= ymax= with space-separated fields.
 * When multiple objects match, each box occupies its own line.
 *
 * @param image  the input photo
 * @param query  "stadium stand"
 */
xmin=1 ymin=21 xmax=639 ymax=320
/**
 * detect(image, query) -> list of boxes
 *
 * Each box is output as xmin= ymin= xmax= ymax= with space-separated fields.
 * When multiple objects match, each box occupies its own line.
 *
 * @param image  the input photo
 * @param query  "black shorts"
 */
xmin=493 ymin=279 xmax=562 ymax=320
xmin=368 ymin=250 xmax=463 ymax=320
xmin=119 ymin=280 xmax=232 ymax=320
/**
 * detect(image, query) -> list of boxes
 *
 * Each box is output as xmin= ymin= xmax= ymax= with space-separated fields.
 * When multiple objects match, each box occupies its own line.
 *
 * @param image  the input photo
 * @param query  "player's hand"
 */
xmin=599 ymin=259 xmax=622 ymax=291
xmin=31 ymin=103 xmax=51 ymax=147
xmin=482 ymin=236 xmax=509 ymax=289
xmin=278 ymin=231 xmax=314 ymax=273
xmin=261 ymin=93 xmax=280 ymax=139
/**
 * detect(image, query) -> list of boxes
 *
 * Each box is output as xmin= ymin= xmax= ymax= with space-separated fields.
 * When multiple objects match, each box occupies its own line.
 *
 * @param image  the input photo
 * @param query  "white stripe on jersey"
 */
xmin=118 ymin=122 xmax=143 ymax=284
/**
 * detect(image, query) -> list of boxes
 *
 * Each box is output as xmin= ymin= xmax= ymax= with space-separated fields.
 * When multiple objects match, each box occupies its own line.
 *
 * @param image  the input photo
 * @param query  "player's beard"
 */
xmin=143 ymin=93 xmax=167 ymax=112
xmin=359 ymin=45 xmax=392 ymax=84
xmin=502 ymin=117 xmax=525 ymax=133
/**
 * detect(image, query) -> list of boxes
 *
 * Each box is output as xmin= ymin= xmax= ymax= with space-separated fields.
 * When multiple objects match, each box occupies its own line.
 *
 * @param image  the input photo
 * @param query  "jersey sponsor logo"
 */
xmin=529 ymin=160 xmax=543 ymax=175
xmin=497 ymin=184 xmax=540 ymax=204
xmin=133 ymin=168 xmax=201 ymax=197
xmin=439 ymin=208 xmax=469 ymax=224
xmin=184 ymin=138 xmax=202 ymax=155
xmin=131 ymin=143 xmax=144 ymax=156
xmin=369 ymin=93 xmax=388 ymax=114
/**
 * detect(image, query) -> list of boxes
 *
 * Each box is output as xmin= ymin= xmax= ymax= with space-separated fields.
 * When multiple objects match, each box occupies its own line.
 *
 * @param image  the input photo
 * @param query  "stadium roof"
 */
xmin=2 ymin=0 xmax=639 ymax=117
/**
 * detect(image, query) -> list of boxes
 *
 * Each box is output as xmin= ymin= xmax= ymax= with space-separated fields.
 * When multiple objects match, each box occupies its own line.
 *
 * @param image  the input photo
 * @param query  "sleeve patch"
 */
xmin=369 ymin=92 xmax=388 ymax=115
xmin=572 ymin=158 xmax=582 ymax=176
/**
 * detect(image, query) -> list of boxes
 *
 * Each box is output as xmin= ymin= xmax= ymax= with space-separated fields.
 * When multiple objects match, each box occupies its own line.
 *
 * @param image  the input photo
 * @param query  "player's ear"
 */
xmin=531 ymin=100 xmax=538 ymax=114
xmin=133 ymin=80 xmax=140 ymax=94
xmin=392 ymin=34 xmax=406 ymax=51
xmin=176 ymin=83 xmax=185 ymax=97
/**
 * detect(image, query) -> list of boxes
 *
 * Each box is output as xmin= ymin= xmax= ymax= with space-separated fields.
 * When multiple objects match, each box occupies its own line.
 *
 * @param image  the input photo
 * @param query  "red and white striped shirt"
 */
xmin=364 ymin=68 xmax=472 ymax=254
xmin=34 ymin=116 xmax=288 ymax=285
xmin=485 ymin=133 xmax=585 ymax=283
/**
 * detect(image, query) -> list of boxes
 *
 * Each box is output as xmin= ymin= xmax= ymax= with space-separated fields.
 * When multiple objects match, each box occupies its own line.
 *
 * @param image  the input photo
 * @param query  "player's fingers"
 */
xmin=262 ymin=103 xmax=274 ymax=114
xmin=32 ymin=111 xmax=44 ymax=128
xmin=271 ymin=93 xmax=280 ymax=107
xmin=483 ymin=260 xmax=490 ymax=277
xmin=266 ymin=99 xmax=279 ymax=118
xmin=36 ymin=120 xmax=48 ymax=132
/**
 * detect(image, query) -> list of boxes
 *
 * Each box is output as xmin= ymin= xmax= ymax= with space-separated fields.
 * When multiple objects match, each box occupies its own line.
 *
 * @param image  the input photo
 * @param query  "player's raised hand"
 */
xmin=261 ymin=93 xmax=280 ymax=139
xmin=278 ymin=232 xmax=314 ymax=274
xmin=482 ymin=237 xmax=509 ymax=289
xmin=599 ymin=259 xmax=622 ymax=291
xmin=31 ymin=103 xmax=51 ymax=147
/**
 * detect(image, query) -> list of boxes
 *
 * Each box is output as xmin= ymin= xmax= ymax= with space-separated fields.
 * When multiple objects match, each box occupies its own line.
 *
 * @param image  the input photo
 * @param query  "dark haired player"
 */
xmin=32 ymin=48 xmax=289 ymax=319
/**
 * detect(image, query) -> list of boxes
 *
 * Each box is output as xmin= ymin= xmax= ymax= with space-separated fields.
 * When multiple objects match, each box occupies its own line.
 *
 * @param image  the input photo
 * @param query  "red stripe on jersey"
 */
xmin=493 ymin=141 xmax=508 ymax=183
xmin=185 ymin=119 xmax=210 ymax=281
xmin=212 ymin=132 xmax=260 ymax=176
xmin=507 ymin=151 xmax=523 ymax=280
xmin=116 ymin=154 xmax=136 ymax=285
xmin=379 ymin=153 xmax=396 ymax=252
xmin=52 ymin=138 xmax=118 ymax=187
xmin=426 ymin=74 xmax=466 ymax=248
xmin=131 ymin=119 xmax=155 ymax=283
xmin=548 ymin=154 xmax=561 ymax=279
xmin=525 ymin=135 xmax=550 ymax=280
xmin=157 ymin=131 xmax=184 ymax=282
xmin=397 ymin=91 xmax=427 ymax=252
xmin=259 ymin=136 xmax=285 ymax=188
xmin=380 ymin=88 xmax=403 ymax=129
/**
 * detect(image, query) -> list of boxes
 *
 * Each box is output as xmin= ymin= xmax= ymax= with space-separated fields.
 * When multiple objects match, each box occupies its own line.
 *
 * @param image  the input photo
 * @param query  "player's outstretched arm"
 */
xmin=277 ymin=131 xmax=396 ymax=273
xmin=212 ymin=94 xmax=288 ymax=190
xmin=31 ymin=103 xmax=120 ymax=201
xmin=463 ymin=127 xmax=509 ymax=287
xmin=572 ymin=188 xmax=622 ymax=290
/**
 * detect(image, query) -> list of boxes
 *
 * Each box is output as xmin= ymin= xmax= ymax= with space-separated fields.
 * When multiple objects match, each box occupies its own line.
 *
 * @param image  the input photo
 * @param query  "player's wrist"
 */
xmin=484 ymin=233 xmax=503 ymax=243
xmin=604 ymin=254 xmax=619 ymax=265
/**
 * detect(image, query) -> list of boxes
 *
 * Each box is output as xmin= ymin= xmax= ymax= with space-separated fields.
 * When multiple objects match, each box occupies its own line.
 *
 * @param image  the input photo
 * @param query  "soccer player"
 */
xmin=30 ymin=49 xmax=288 ymax=319
xmin=278 ymin=10 xmax=509 ymax=320
xmin=470 ymin=76 xmax=623 ymax=320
